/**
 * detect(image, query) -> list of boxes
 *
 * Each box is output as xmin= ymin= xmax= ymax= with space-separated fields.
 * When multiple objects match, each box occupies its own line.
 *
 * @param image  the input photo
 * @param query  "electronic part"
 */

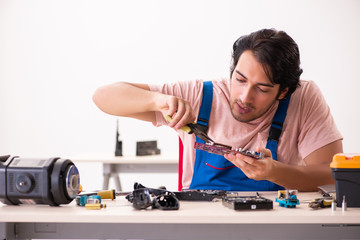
xmin=174 ymin=190 xmax=227 ymax=201
xmin=115 ymin=119 xmax=123 ymax=156
xmin=166 ymin=115 xmax=264 ymax=159
xmin=222 ymin=196 xmax=273 ymax=210
xmin=194 ymin=142 xmax=265 ymax=159
xmin=136 ymin=141 xmax=161 ymax=156
xmin=125 ymin=182 xmax=179 ymax=210
xmin=76 ymin=195 xmax=102 ymax=206
xmin=275 ymin=190 xmax=299 ymax=208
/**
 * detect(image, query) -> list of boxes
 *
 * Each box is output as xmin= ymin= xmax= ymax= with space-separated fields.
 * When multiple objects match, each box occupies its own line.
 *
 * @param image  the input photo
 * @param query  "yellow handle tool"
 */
xmin=85 ymin=203 xmax=106 ymax=210
xmin=165 ymin=115 xmax=215 ymax=144
xmin=96 ymin=189 xmax=116 ymax=200
xmin=165 ymin=116 xmax=192 ymax=133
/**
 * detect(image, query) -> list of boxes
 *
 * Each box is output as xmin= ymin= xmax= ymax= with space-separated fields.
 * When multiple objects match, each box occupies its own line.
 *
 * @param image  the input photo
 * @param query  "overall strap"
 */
xmin=266 ymin=96 xmax=291 ymax=160
xmin=196 ymin=81 xmax=213 ymax=137
xmin=190 ymin=80 xmax=285 ymax=191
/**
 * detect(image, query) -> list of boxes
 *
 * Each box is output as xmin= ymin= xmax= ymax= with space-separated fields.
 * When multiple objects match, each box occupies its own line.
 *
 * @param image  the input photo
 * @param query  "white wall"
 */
xmin=1 ymin=0 xmax=359 ymax=191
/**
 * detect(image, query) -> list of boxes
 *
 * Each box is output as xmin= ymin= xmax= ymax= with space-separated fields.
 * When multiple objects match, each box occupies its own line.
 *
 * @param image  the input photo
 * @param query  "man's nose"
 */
xmin=240 ymin=86 xmax=254 ymax=103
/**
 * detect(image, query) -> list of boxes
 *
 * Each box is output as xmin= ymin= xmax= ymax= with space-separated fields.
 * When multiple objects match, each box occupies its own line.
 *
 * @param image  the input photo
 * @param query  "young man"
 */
xmin=93 ymin=29 xmax=343 ymax=192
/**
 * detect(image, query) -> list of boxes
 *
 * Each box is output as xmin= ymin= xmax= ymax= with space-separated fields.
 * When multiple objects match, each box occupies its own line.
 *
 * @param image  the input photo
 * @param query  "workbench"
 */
xmin=70 ymin=153 xmax=178 ymax=191
xmin=1 ymin=191 xmax=359 ymax=240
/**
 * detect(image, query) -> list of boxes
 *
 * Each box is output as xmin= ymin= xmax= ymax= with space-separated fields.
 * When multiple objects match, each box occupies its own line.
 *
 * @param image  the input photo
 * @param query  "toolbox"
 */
xmin=330 ymin=153 xmax=360 ymax=207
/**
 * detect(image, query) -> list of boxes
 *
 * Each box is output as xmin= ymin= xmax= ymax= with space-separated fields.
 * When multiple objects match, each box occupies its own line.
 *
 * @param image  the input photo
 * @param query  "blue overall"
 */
xmin=189 ymin=81 xmax=291 ymax=191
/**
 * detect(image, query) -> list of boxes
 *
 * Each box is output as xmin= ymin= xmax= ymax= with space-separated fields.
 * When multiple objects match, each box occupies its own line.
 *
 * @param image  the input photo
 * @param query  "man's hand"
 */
xmin=224 ymin=147 xmax=275 ymax=181
xmin=224 ymin=140 xmax=342 ymax=191
xmin=155 ymin=94 xmax=196 ymax=130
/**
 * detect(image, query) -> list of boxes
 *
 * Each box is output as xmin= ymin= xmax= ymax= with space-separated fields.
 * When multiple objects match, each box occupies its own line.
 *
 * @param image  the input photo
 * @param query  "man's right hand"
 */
xmin=156 ymin=94 xmax=196 ymax=130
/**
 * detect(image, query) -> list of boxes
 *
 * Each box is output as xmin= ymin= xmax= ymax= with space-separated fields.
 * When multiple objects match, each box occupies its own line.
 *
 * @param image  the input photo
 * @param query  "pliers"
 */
xmin=165 ymin=116 xmax=215 ymax=144
xmin=166 ymin=116 xmax=262 ymax=157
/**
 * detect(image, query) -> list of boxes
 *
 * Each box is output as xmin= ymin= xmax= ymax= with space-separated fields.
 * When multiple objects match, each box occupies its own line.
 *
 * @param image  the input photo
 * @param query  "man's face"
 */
xmin=230 ymin=50 xmax=287 ymax=122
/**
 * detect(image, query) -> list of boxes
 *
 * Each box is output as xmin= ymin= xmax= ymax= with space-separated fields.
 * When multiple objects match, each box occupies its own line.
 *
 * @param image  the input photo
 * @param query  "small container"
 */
xmin=330 ymin=153 xmax=360 ymax=207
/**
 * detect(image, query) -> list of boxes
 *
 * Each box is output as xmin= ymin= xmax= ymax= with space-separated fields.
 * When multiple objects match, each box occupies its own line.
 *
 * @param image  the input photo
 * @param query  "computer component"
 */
xmin=222 ymin=196 xmax=273 ymax=210
xmin=195 ymin=142 xmax=265 ymax=159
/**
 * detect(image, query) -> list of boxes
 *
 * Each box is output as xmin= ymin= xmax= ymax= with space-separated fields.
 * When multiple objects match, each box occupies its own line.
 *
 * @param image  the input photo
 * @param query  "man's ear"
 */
xmin=278 ymin=87 xmax=289 ymax=100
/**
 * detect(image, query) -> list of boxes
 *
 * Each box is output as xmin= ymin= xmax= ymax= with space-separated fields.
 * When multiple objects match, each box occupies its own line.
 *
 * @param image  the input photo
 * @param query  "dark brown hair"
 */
xmin=230 ymin=29 xmax=303 ymax=98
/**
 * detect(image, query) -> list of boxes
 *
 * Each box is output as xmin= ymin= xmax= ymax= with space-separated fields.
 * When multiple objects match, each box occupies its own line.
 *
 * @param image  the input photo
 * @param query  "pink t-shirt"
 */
xmin=149 ymin=79 xmax=342 ymax=189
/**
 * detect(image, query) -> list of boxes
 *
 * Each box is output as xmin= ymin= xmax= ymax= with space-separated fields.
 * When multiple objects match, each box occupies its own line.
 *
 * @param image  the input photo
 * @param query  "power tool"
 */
xmin=0 ymin=155 xmax=80 ymax=206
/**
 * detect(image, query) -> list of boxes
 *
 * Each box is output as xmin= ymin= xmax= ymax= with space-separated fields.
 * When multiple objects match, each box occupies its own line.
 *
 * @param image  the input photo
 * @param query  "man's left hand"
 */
xmin=224 ymin=147 xmax=275 ymax=181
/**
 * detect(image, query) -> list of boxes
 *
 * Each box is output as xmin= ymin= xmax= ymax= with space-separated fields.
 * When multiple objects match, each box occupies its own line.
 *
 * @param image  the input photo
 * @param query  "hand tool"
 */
xmin=165 ymin=115 xmax=217 ymax=145
xmin=85 ymin=203 xmax=106 ymax=210
xmin=308 ymin=197 xmax=333 ymax=209
xmin=0 ymin=155 xmax=80 ymax=206
xmin=166 ymin=115 xmax=264 ymax=159
xmin=76 ymin=189 xmax=132 ymax=207
xmin=77 ymin=189 xmax=131 ymax=201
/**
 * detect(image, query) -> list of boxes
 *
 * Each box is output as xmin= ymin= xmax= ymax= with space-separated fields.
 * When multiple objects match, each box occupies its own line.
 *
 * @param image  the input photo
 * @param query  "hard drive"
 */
xmin=222 ymin=196 xmax=273 ymax=210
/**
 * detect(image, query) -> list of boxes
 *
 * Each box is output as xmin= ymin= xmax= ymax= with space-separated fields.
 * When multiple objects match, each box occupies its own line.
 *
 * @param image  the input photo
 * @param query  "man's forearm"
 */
xmin=92 ymin=82 xmax=159 ymax=117
xmin=269 ymin=161 xmax=334 ymax=191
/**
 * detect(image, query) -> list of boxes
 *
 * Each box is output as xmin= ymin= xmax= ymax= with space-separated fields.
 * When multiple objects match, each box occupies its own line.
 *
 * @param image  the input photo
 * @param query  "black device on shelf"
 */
xmin=136 ymin=141 xmax=161 ymax=156
xmin=115 ymin=119 xmax=123 ymax=156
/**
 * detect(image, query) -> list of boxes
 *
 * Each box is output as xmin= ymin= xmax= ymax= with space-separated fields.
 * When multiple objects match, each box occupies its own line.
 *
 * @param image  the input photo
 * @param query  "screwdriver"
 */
xmin=78 ymin=189 xmax=131 ymax=200
xmin=85 ymin=203 xmax=106 ymax=210
xmin=165 ymin=115 xmax=193 ymax=133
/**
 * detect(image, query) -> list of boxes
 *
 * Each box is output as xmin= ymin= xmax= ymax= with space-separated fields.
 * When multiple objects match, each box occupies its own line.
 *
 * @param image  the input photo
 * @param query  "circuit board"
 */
xmin=194 ymin=142 xmax=265 ymax=159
